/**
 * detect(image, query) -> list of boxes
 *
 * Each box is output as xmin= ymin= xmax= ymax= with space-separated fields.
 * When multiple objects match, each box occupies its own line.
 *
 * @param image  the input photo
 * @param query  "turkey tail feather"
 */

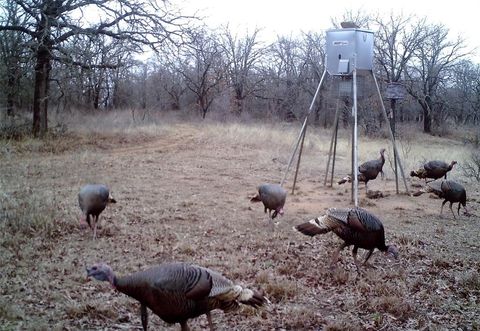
xmin=338 ymin=175 xmax=351 ymax=185
xmin=239 ymin=288 xmax=269 ymax=308
xmin=294 ymin=216 xmax=331 ymax=236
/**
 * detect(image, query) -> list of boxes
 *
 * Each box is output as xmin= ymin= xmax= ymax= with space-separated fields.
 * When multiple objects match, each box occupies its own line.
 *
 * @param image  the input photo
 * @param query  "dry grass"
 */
xmin=0 ymin=110 xmax=479 ymax=330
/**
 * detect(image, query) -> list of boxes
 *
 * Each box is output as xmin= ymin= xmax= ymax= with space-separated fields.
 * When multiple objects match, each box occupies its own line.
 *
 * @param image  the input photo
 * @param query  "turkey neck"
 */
xmin=113 ymin=274 xmax=135 ymax=293
xmin=377 ymin=242 xmax=388 ymax=252
xmin=112 ymin=272 xmax=159 ymax=304
xmin=112 ymin=275 xmax=120 ymax=290
xmin=380 ymin=151 xmax=385 ymax=165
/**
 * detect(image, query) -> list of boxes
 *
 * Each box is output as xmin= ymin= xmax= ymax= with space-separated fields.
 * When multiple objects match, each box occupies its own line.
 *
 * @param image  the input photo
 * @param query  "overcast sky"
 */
xmin=178 ymin=0 xmax=479 ymax=60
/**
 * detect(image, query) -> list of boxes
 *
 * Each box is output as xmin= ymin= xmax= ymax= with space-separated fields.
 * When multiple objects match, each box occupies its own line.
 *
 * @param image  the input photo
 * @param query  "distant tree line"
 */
xmin=1 ymin=2 xmax=479 ymax=137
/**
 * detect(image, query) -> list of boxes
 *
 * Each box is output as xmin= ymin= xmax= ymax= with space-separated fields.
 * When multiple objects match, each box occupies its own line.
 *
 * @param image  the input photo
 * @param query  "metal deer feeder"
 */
xmin=280 ymin=23 xmax=409 ymax=207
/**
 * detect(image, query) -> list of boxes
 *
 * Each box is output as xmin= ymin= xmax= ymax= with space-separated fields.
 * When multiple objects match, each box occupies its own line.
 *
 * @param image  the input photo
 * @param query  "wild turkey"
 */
xmin=78 ymin=184 xmax=116 ymax=239
xmin=412 ymin=180 xmax=468 ymax=219
xmin=294 ymin=207 xmax=398 ymax=271
xmin=86 ymin=262 xmax=267 ymax=331
xmin=250 ymin=183 xmax=287 ymax=229
xmin=410 ymin=160 xmax=457 ymax=183
xmin=338 ymin=148 xmax=386 ymax=192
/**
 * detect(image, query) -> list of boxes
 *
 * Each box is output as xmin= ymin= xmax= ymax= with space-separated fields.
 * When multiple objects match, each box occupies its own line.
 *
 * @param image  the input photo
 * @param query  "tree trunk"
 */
xmin=33 ymin=44 xmax=52 ymax=137
xmin=423 ymin=97 xmax=432 ymax=133
xmin=93 ymin=85 xmax=100 ymax=109
xmin=6 ymin=68 xmax=16 ymax=116
xmin=234 ymin=87 xmax=244 ymax=114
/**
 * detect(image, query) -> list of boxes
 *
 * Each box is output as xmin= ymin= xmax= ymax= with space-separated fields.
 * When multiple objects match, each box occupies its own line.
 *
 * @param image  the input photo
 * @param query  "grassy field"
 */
xmin=1 ymin=111 xmax=479 ymax=330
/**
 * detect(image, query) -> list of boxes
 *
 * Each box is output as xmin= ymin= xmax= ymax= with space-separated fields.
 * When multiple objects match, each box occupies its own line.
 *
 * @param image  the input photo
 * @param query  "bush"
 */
xmin=461 ymin=151 xmax=480 ymax=182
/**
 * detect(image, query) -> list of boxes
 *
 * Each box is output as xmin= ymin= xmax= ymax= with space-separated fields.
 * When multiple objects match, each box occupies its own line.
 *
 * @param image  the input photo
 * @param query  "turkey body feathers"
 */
xmin=410 ymin=160 xmax=457 ymax=181
xmin=296 ymin=208 xmax=385 ymax=250
xmin=78 ymin=184 xmax=116 ymax=239
xmin=87 ymin=262 xmax=267 ymax=330
xmin=358 ymin=148 xmax=385 ymax=182
xmin=338 ymin=149 xmax=385 ymax=189
xmin=413 ymin=180 xmax=467 ymax=218
xmin=250 ymin=184 xmax=287 ymax=219
xmin=78 ymin=184 xmax=111 ymax=218
xmin=294 ymin=208 xmax=397 ymax=269
xmin=116 ymin=263 xmax=216 ymax=324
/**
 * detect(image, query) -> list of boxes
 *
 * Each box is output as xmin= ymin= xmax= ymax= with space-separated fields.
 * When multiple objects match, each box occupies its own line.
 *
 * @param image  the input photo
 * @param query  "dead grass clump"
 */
xmin=0 ymin=190 xmax=61 ymax=238
xmin=0 ymin=298 xmax=24 ymax=321
xmin=457 ymin=271 xmax=480 ymax=292
xmin=323 ymin=319 xmax=359 ymax=331
xmin=280 ymin=305 xmax=324 ymax=329
xmin=0 ymin=119 xmax=31 ymax=140
xmin=255 ymin=272 xmax=297 ymax=303
xmin=174 ymin=243 xmax=197 ymax=256
xmin=370 ymin=295 xmax=413 ymax=320
xmin=432 ymin=257 xmax=451 ymax=268
xmin=371 ymin=280 xmax=405 ymax=298
xmin=331 ymin=268 xmax=350 ymax=285
xmin=396 ymin=233 xmax=425 ymax=247
xmin=434 ymin=227 xmax=446 ymax=235
xmin=65 ymin=302 xmax=118 ymax=321
xmin=265 ymin=279 xmax=297 ymax=302
xmin=255 ymin=270 xmax=271 ymax=284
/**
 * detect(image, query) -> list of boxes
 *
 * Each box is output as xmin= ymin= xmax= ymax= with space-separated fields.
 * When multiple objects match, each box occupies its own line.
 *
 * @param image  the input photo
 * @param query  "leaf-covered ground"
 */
xmin=1 ymin=118 xmax=479 ymax=330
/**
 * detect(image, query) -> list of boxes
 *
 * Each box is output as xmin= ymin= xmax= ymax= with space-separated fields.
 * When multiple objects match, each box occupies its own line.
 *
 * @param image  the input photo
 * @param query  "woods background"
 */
xmin=1 ymin=1 xmax=479 ymax=140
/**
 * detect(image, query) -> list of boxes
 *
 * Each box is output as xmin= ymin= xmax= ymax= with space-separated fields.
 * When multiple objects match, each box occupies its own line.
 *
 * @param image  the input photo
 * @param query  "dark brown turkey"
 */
xmin=250 ymin=183 xmax=287 ymax=229
xmin=412 ymin=180 xmax=469 ymax=219
xmin=410 ymin=160 xmax=457 ymax=183
xmin=338 ymin=148 xmax=386 ymax=192
xmin=86 ymin=262 xmax=267 ymax=331
xmin=78 ymin=184 xmax=116 ymax=239
xmin=294 ymin=207 xmax=398 ymax=271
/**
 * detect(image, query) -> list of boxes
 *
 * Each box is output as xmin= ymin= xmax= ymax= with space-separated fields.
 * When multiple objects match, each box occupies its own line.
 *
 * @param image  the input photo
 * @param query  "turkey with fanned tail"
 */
xmin=294 ymin=207 xmax=398 ymax=271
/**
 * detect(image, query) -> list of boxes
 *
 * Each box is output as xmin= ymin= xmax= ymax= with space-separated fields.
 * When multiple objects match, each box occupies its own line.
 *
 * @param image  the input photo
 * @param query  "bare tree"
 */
xmin=0 ymin=0 xmax=193 ymax=136
xmin=219 ymin=27 xmax=265 ymax=114
xmin=57 ymin=35 xmax=131 ymax=110
xmin=374 ymin=14 xmax=429 ymax=133
xmin=175 ymin=29 xmax=225 ymax=118
xmin=299 ymin=31 xmax=326 ymax=125
xmin=259 ymin=36 xmax=306 ymax=120
xmin=448 ymin=60 xmax=480 ymax=125
xmin=149 ymin=56 xmax=188 ymax=111
xmin=0 ymin=0 xmax=32 ymax=117
xmin=405 ymin=23 xmax=469 ymax=133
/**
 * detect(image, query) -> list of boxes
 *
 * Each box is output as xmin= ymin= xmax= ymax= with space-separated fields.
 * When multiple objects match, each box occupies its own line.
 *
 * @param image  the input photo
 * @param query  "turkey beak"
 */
xmin=108 ymin=195 xmax=117 ymax=204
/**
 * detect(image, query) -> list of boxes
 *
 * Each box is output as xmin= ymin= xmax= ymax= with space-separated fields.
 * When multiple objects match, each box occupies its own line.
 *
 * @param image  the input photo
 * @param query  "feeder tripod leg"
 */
xmin=324 ymin=101 xmax=341 ymax=187
xmin=391 ymin=98 xmax=399 ymax=194
xmin=352 ymin=68 xmax=359 ymax=207
xmin=371 ymin=72 xmax=410 ymax=195
xmin=280 ymin=69 xmax=327 ymax=188
xmin=292 ymin=123 xmax=307 ymax=194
